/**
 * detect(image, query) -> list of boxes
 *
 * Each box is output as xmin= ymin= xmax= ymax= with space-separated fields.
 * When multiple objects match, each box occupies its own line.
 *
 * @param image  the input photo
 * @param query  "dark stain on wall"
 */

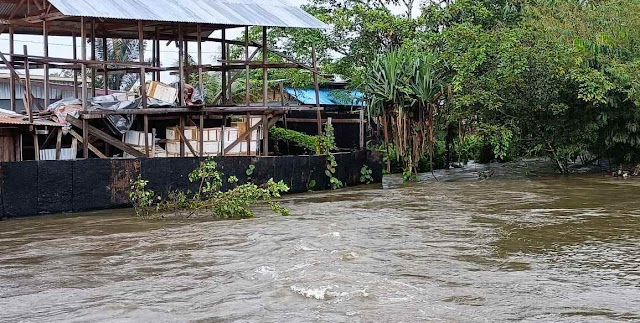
xmin=0 ymin=151 xmax=382 ymax=218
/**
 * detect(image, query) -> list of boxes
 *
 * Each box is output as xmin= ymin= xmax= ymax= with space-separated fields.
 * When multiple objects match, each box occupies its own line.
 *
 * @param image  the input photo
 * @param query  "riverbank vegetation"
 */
xmin=270 ymin=123 xmax=344 ymax=189
xmin=129 ymin=159 xmax=290 ymax=219
xmin=253 ymin=0 xmax=640 ymax=176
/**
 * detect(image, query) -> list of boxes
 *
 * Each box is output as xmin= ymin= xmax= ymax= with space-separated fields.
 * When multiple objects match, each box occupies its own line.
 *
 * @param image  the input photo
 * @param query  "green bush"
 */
xmin=129 ymin=159 xmax=290 ymax=219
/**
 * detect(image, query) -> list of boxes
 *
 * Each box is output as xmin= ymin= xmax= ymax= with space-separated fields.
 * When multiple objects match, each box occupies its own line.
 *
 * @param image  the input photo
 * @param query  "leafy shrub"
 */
xmin=129 ymin=159 xmax=290 ymax=219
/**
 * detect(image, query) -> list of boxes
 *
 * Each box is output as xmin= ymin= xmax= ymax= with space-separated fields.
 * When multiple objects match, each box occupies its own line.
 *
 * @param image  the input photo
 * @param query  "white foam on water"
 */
xmin=290 ymin=285 xmax=334 ymax=300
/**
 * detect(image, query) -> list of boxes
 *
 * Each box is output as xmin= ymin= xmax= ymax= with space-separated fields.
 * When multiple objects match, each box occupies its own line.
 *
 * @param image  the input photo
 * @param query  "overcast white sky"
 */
xmin=0 ymin=0 xmax=419 ymax=80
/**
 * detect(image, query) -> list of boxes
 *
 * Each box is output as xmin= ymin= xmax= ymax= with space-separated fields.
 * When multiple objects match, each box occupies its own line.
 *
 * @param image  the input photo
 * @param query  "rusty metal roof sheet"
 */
xmin=47 ymin=0 xmax=327 ymax=29
xmin=0 ymin=109 xmax=62 ymax=127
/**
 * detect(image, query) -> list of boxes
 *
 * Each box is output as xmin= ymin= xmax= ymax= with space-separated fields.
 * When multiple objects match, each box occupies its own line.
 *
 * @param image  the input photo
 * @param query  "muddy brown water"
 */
xmin=1 ymin=163 xmax=639 ymax=322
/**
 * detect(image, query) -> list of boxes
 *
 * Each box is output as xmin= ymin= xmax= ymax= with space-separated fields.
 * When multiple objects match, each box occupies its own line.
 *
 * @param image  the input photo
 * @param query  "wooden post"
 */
xmin=178 ymin=24 xmax=185 ymax=106
xmin=55 ymin=128 xmax=62 ymax=160
xmin=33 ymin=132 xmax=39 ymax=161
xmin=9 ymin=26 xmax=15 ymax=111
xmin=279 ymin=81 xmax=285 ymax=106
xmin=312 ymin=45 xmax=322 ymax=135
xmin=226 ymin=41 xmax=232 ymax=103
xmin=102 ymin=35 xmax=108 ymax=94
xmin=43 ymin=16 xmax=50 ymax=108
xmin=155 ymin=27 xmax=161 ymax=81
xmin=359 ymin=109 xmax=365 ymax=149
xmin=245 ymin=26 xmax=250 ymax=106
xmin=138 ymin=21 xmax=149 ymax=157
xmin=262 ymin=114 xmax=268 ymax=156
xmin=221 ymin=28 xmax=227 ymax=104
xmin=91 ymin=19 xmax=96 ymax=98
xmin=72 ymin=33 xmax=78 ymax=99
xmin=199 ymin=115 xmax=204 ymax=157
xmin=23 ymin=46 xmax=33 ymax=124
xmin=246 ymin=112 xmax=251 ymax=156
xmin=179 ymin=116 xmax=185 ymax=157
xmin=262 ymin=27 xmax=268 ymax=108
xmin=197 ymin=25 xmax=204 ymax=157
xmin=221 ymin=115 xmax=226 ymax=156
xmin=81 ymin=17 xmax=89 ymax=159
xmin=151 ymin=31 xmax=157 ymax=82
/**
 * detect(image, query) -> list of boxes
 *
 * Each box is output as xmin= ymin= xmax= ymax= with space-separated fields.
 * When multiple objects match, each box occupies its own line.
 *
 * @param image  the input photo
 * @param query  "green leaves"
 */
xmin=129 ymin=160 xmax=291 ymax=219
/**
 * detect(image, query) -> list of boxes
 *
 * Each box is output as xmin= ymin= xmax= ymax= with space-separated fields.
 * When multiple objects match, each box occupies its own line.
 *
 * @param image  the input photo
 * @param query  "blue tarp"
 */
xmin=284 ymin=87 xmax=366 ymax=107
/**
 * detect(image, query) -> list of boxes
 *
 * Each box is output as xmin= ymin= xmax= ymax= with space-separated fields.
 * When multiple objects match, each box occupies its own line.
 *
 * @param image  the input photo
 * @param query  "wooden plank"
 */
xmin=77 ymin=106 xmax=317 ymax=116
xmin=177 ymin=126 xmax=199 ymax=157
xmin=312 ymin=45 xmax=321 ymax=134
xmin=66 ymin=115 xmax=146 ymax=158
xmin=55 ymin=128 xmax=62 ymax=160
xmin=262 ymin=114 xmax=268 ymax=156
xmin=67 ymin=128 xmax=107 ymax=159
xmin=359 ymin=109 xmax=365 ymax=149
xmin=284 ymin=118 xmax=366 ymax=124
xmin=23 ymin=46 xmax=33 ymax=123
xmin=223 ymin=115 xmax=280 ymax=155
xmin=262 ymin=27 xmax=268 ymax=108
xmin=33 ymin=132 xmax=39 ymax=161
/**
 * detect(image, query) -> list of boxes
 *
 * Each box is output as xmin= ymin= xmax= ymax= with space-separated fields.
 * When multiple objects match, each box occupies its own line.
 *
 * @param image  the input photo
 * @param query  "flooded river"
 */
xmin=1 ymin=163 xmax=639 ymax=322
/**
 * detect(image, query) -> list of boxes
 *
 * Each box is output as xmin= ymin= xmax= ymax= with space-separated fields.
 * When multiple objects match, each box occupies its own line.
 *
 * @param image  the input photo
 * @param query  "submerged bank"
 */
xmin=1 ymin=162 xmax=639 ymax=321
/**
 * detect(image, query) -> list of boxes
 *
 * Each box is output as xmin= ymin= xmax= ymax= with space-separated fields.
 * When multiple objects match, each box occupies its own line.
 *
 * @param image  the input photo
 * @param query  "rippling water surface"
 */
xmin=1 ymin=163 xmax=639 ymax=322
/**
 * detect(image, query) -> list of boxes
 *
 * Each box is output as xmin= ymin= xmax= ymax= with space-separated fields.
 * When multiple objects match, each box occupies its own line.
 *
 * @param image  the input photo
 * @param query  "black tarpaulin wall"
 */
xmin=0 ymin=151 xmax=382 ymax=218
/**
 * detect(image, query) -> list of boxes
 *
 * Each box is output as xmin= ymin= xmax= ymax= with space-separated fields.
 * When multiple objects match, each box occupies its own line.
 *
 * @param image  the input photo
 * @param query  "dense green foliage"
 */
xmin=270 ymin=123 xmax=343 ymax=189
xmin=129 ymin=160 xmax=290 ymax=219
xmin=267 ymin=0 xmax=640 ymax=173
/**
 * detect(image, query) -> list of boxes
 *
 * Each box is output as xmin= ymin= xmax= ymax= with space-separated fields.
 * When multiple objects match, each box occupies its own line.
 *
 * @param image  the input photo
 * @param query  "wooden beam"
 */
xmin=212 ymin=47 xmax=260 ymax=105
xmin=312 ymin=45 xmax=321 ymax=135
xmin=224 ymin=115 xmax=280 ymax=155
xmin=262 ymin=26 xmax=268 ymax=108
xmin=9 ymin=26 xmax=15 ymax=111
xmin=177 ymin=126 xmax=198 ymax=157
xmin=43 ymin=11 xmax=50 ymax=108
xmin=67 ymin=128 xmax=107 ymax=158
xmin=66 ymin=115 xmax=146 ymax=158
xmin=55 ymin=127 xmax=62 ymax=160
xmin=23 ymin=46 xmax=33 ymax=123
xmin=81 ymin=16 xmax=88 ymax=158
xmin=284 ymin=118 xmax=366 ymax=124
xmin=245 ymin=26 xmax=250 ymax=106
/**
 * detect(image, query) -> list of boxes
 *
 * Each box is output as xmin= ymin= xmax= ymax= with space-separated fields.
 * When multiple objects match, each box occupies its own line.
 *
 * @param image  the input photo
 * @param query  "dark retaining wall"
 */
xmin=0 ymin=150 xmax=383 ymax=218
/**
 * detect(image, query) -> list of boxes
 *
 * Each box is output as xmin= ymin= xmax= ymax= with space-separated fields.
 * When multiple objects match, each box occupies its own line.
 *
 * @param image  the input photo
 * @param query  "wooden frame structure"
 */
xmin=0 ymin=0 xmax=367 ymax=160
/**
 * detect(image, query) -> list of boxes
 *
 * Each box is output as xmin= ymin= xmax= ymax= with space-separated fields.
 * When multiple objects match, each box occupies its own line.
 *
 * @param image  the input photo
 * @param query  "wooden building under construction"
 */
xmin=0 ymin=0 xmax=368 ymax=162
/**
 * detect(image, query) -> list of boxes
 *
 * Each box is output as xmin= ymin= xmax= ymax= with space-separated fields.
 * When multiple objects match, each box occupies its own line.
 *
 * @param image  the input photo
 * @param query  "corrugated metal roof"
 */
xmin=0 ymin=116 xmax=61 ymax=126
xmin=47 ymin=0 xmax=328 ymax=29
xmin=0 ymin=108 xmax=61 ymax=126
xmin=285 ymin=87 xmax=366 ymax=107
